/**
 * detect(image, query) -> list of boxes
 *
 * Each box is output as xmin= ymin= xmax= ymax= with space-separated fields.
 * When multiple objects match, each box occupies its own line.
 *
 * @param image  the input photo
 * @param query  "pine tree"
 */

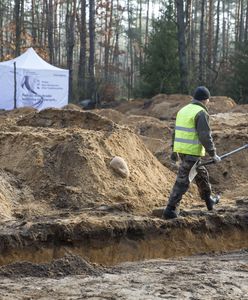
xmin=227 ymin=41 xmax=248 ymax=104
xmin=138 ymin=2 xmax=180 ymax=97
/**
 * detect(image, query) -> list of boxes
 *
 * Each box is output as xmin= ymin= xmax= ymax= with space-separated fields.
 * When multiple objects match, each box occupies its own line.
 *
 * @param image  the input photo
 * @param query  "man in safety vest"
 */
xmin=163 ymin=86 xmax=221 ymax=219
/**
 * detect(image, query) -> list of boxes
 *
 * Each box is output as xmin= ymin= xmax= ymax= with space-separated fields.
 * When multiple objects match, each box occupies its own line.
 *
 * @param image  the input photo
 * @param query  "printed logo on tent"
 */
xmin=21 ymin=76 xmax=44 ymax=108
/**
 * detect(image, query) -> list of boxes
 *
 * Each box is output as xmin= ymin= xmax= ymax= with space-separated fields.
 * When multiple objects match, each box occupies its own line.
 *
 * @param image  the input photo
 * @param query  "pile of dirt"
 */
xmin=0 ymin=108 xmax=199 ymax=220
xmin=2 ymin=107 xmax=38 ymax=117
xmin=0 ymin=107 xmax=37 ymax=128
xmin=114 ymin=94 xmax=190 ymax=120
xmin=114 ymin=94 xmax=237 ymax=120
xmin=62 ymin=103 xmax=83 ymax=111
xmin=208 ymin=96 xmax=236 ymax=114
xmin=95 ymin=109 xmax=172 ymax=155
xmin=0 ymin=169 xmax=35 ymax=221
xmin=108 ymin=95 xmax=247 ymax=196
xmin=94 ymin=109 xmax=126 ymax=124
xmin=95 ymin=110 xmax=172 ymax=141
xmin=207 ymin=112 xmax=248 ymax=194
xmin=230 ymin=103 xmax=248 ymax=113
xmin=0 ymin=100 xmax=247 ymax=277
xmin=0 ymin=255 xmax=103 ymax=278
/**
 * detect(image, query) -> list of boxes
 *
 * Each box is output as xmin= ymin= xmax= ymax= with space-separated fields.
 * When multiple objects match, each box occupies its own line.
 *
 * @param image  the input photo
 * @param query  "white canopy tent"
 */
xmin=0 ymin=48 xmax=69 ymax=110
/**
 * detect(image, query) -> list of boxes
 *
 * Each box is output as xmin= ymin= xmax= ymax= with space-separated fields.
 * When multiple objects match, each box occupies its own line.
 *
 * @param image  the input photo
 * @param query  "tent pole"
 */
xmin=14 ymin=62 xmax=17 ymax=109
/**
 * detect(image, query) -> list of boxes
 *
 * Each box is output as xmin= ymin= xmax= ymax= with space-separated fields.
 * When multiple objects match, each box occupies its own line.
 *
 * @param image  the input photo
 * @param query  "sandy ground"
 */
xmin=0 ymin=251 xmax=247 ymax=299
xmin=0 ymin=96 xmax=247 ymax=300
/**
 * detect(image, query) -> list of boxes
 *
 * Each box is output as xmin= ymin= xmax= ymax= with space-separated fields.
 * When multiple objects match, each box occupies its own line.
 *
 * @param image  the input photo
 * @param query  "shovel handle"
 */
xmin=199 ymin=143 xmax=248 ymax=167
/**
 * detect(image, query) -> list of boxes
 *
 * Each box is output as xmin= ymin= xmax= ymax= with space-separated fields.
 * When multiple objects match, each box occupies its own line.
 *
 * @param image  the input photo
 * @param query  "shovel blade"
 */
xmin=189 ymin=161 xmax=198 ymax=182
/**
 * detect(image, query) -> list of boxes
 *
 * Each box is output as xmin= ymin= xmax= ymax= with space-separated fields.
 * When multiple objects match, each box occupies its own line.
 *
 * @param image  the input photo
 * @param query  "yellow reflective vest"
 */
xmin=173 ymin=103 xmax=207 ymax=156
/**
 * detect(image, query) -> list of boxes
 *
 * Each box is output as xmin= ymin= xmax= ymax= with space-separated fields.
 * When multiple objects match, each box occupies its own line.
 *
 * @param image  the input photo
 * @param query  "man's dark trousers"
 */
xmin=167 ymin=155 xmax=212 ymax=209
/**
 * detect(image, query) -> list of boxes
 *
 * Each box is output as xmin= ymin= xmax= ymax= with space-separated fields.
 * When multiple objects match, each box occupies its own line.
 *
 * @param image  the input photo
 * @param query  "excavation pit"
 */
xmin=0 ymin=103 xmax=247 ymax=298
xmin=0 ymin=200 xmax=248 ymax=267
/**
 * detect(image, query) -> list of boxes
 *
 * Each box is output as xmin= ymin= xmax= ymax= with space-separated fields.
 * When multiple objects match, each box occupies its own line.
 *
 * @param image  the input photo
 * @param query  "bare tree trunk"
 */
xmin=207 ymin=0 xmax=214 ymax=69
xmin=53 ymin=1 xmax=59 ymax=64
xmin=127 ymin=0 xmax=134 ymax=99
xmin=66 ymin=0 xmax=76 ymax=101
xmin=186 ymin=0 xmax=192 ymax=82
xmin=112 ymin=0 xmax=121 ymax=85
xmin=31 ymin=0 xmax=37 ymax=44
xmin=213 ymin=0 xmax=221 ymax=71
xmin=78 ymin=0 xmax=87 ymax=100
xmin=104 ymin=0 xmax=113 ymax=82
xmin=176 ymin=0 xmax=188 ymax=92
xmin=139 ymin=0 xmax=142 ymax=73
xmin=89 ymin=0 xmax=96 ymax=102
xmin=239 ymin=0 xmax=244 ymax=42
xmin=190 ymin=0 xmax=198 ymax=81
xmin=144 ymin=0 xmax=150 ymax=59
xmin=14 ymin=0 xmax=21 ymax=56
xmin=245 ymin=0 xmax=248 ymax=41
xmin=40 ymin=0 xmax=47 ymax=46
xmin=199 ymin=0 xmax=205 ymax=83
xmin=57 ymin=3 xmax=64 ymax=65
xmin=0 ymin=1 xmax=3 ymax=59
xmin=36 ymin=1 xmax=42 ymax=45
xmin=235 ymin=0 xmax=241 ymax=44
xmin=222 ymin=0 xmax=227 ymax=59
xmin=45 ymin=0 xmax=54 ymax=63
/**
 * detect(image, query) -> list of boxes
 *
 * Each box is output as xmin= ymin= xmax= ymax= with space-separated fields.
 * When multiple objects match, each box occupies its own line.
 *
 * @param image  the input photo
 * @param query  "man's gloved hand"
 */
xmin=170 ymin=152 xmax=179 ymax=162
xmin=213 ymin=154 xmax=221 ymax=163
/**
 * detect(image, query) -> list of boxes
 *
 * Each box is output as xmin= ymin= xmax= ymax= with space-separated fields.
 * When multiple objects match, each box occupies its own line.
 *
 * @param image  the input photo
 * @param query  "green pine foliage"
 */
xmin=137 ymin=4 xmax=180 ymax=97
xmin=227 ymin=42 xmax=248 ymax=104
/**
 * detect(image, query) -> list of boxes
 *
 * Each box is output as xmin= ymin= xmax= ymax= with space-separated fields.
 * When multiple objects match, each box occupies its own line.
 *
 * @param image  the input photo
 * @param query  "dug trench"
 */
xmin=0 ymin=202 xmax=248 ymax=267
xmin=0 ymin=106 xmax=247 ymax=271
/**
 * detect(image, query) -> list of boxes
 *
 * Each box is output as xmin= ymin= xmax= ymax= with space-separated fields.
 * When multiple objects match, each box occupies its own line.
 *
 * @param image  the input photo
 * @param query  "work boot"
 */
xmin=205 ymin=195 xmax=220 ymax=211
xmin=162 ymin=205 xmax=178 ymax=219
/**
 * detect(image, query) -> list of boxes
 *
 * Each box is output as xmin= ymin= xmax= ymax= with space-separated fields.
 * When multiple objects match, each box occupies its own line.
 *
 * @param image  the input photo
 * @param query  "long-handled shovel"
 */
xmin=189 ymin=144 xmax=248 ymax=183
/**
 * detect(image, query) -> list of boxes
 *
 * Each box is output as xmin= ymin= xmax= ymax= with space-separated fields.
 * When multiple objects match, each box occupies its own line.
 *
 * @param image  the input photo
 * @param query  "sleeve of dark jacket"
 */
xmin=195 ymin=111 xmax=216 ymax=157
xmin=171 ymin=128 xmax=175 ymax=150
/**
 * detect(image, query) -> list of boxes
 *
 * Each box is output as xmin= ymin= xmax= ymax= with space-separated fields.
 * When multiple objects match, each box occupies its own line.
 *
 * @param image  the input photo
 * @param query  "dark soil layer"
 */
xmin=0 ymin=255 xmax=103 ymax=278
xmin=0 ymin=198 xmax=248 ymax=266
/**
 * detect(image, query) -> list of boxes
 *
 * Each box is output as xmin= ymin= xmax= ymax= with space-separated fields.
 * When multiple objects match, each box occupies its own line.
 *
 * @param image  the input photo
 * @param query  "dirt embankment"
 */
xmin=0 ymin=95 xmax=247 ymax=300
xmin=0 ymin=108 xmax=201 ymax=223
xmin=209 ymin=113 xmax=248 ymax=194
xmin=114 ymin=94 xmax=236 ymax=119
xmin=96 ymin=95 xmax=248 ymax=198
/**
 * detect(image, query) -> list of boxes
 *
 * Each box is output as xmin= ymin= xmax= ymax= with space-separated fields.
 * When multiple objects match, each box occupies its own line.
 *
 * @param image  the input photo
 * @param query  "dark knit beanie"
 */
xmin=193 ymin=86 xmax=210 ymax=101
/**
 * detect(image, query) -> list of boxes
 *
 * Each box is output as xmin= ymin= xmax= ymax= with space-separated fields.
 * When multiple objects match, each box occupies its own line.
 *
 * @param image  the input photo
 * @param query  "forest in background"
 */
xmin=1 ymin=0 xmax=248 ymax=104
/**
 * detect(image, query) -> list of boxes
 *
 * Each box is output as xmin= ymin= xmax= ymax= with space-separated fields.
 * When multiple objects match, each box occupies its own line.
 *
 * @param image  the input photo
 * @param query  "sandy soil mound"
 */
xmin=94 ymin=109 xmax=126 ymax=124
xmin=230 ymin=103 xmax=248 ymax=113
xmin=114 ymin=94 xmax=191 ymax=120
xmin=114 ymin=94 xmax=237 ymax=120
xmin=0 ymin=107 xmax=37 ymax=127
xmin=0 ymin=103 xmax=247 ymax=299
xmin=208 ymin=96 xmax=236 ymax=114
xmin=0 ymin=170 xmax=34 ymax=220
xmin=0 ymin=255 xmax=102 ymax=278
xmin=95 ymin=109 xmax=172 ymax=155
xmin=110 ymin=95 xmax=247 ymax=196
xmin=4 ymin=107 xmax=37 ymax=116
xmin=0 ymin=108 xmax=199 ymax=219
xmin=95 ymin=105 xmax=248 ymax=197
xmin=62 ymin=103 xmax=83 ymax=111
xmin=208 ymin=112 xmax=248 ymax=194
